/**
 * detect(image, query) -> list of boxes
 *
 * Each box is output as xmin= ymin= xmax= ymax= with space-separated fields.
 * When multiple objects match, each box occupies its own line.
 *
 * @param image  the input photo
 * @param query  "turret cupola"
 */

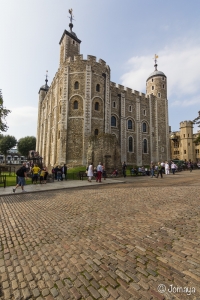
xmin=59 ymin=9 xmax=81 ymax=65
xmin=39 ymin=71 xmax=49 ymax=94
xmin=146 ymin=54 xmax=167 ymax=99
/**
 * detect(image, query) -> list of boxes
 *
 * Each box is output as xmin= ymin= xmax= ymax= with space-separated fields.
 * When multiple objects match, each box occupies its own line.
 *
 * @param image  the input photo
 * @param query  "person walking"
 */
xmin=157 ymin=162 xmax=163 ymax=178
xmin=122 ymin=161 xmax=127 ymax=178
xmin=165 ymin=161 xmax=170 ymax=175
xmin=13 ymin=162 xmax=28 ymax=193
xmin=87 ymin=163 xmax=93 ymax=182
xmin=171 ymin=162 xmax=176 ymax=174
xmin=96 ymin=162 xmax=103 ymax=182
xmin=150 ymin=161 xmax=155 ymax=178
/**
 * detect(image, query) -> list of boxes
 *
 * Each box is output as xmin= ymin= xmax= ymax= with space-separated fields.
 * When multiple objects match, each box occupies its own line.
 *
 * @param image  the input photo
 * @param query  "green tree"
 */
xmin=193 ymin=111 xmax=200 ymax=143
xmin=0 ymin=89 xmax=11 ymax=132
xmin=17 ymin=136 xmax=36 ymax=157
xmin=0 ymin=135 xmax=17 ymax=162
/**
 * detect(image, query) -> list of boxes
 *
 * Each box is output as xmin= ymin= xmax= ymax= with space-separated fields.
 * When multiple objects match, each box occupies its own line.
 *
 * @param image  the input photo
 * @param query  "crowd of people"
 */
xmin=13 ymin=159 xmax=196 ymax=192
xmin=86 ymin=162 xmax=106 ymax=183
xmin=13 ymin=162 xmax=68 ymax=193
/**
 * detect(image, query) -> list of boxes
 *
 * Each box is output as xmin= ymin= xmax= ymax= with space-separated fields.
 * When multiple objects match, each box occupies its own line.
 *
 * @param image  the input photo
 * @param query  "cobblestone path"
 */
xmin=0 ymin=180 xmax=200 ymax=299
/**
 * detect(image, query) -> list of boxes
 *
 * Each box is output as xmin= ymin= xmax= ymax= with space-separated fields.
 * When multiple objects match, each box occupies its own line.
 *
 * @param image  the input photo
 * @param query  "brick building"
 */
xmin=36 ymin=19 xmax=170 ymax=170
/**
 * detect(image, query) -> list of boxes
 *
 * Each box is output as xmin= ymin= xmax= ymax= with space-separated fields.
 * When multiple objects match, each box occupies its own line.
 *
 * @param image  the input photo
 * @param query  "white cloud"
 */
xmin=121 ymin=38 xmax=200 ymax=107
xmin=6 ymin=106 xmax=38 ymax=140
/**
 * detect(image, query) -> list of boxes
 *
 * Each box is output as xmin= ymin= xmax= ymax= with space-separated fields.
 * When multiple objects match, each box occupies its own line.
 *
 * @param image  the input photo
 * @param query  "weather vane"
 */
xmin=153 ymin=54 xmax=159 ymax=71
xmin=45 ymin=70 xmax=48 ymax=85
xmin=69 ymin=8 xmax=75 ymax=24
xmin=68 ymin=8 xmax=75 ymax=33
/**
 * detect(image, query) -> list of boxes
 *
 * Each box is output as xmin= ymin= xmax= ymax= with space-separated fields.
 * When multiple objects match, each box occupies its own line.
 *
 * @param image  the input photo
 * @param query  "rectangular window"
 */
xmin=143 ymin=109 xmax=146 ymax=116
xmin=184 ymin=150 xmax=186 ymax=154
xmin=188 ymin=134 xmax=189 ymax=137
xmin=129 ymin=105 xmax=132 ymax=112
xmin=158 ymin=93 xmax=161 ymax=97
xmin=188 ymin=143 xmax=190 ymax=146
xmin=152 ymin=86 xmax=154 ymax=90
xmin=184 ymin=134 xmax=185 ymax=137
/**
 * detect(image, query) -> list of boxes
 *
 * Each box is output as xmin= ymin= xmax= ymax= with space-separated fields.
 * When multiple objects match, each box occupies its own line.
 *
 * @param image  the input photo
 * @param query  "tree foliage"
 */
xmin=193 ymin=111 xmax=200 ymax=143
xmin=0 ymin=135 xmax=17 ymax=158
xmin=0 ymin=90 xmax=11 ymax=132
xmin=17 ymin=136 xmax=36 ymax=156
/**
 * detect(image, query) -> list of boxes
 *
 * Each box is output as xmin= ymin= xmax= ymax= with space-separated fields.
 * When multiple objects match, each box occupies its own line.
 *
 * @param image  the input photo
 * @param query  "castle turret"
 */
xmin=145 ymin=55 xmax=169 ymax=162
xmin=36 ymin=73 xmax=49 ymax=153
xmin=146 ymin=55 xmax=167 ymax=99
xmin=59 ymin=9 xmax=81 ymax=65
xmin=180 ymin=121 xmax=194 ymax=161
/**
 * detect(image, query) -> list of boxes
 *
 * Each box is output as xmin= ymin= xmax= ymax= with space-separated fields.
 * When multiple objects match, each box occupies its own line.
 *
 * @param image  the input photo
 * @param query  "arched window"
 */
xmin=96 ymin=84 xmax=100 ymax=92
xmin=74 ymin=81 xmax=79 ymax=89
xmin=143 ymin=139 xmax=147 ymax=153
xmin=95 ymin=102 xmax=99 ymax=111
xmin=113 ymin=101 xmax=116 ymax=108
xmin=74 ymin=100 xmax=78 ymax=109
xmin=128 ymin=120 xmax=132 ymax=130
xmin=111 ymin=116 xmax=116 ymax=127
xmin=142 ymin=122 xmax=147 ymax=132
xmin=94 ymin=129 xmax=98 ymax=135
xmin=129 ymin=137 xmax=133 ymax=152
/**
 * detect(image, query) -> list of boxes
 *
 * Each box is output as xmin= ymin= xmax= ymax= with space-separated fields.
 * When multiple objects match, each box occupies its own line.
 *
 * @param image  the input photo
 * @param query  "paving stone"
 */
xmin=87 ymin=286 xmax=101 ymax=299
xmin=22 ymin=287 xmax=31 ymax=299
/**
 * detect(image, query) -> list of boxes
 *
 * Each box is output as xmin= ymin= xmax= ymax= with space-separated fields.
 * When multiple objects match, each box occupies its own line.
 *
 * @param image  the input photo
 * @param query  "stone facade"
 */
xmin=36 ymin=27 xmax=170 ymax=170
xmin=170 ymin=121 xmax=200 ymax=162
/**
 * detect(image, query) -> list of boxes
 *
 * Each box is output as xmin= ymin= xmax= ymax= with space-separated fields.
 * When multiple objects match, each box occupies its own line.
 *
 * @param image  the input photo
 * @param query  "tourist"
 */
xmin=43 ymin=167 xmax=48 ymax=183
xmin=165 ymin=161 xmax=170 ymax=175
xmin=157 ymin=162 xmax=163 ymax=178
xmin=150 ymin=162 xmax=155 ymax=178
xmin=31 ymin=164 xmax=41 ymax=184
xmin=87 ymin=163 xmax=93 ymax=182
xmin=122 ymin=161 xmax=127 ymax=178
xmin=96 ymin=162 xmax=103 ymax=182
xmin=102 ymin=164 xmax=106 ymax=180
xmin=62 ymin=164 xmax=67 ymax=180
xmin=171 ymin=161 xmax=176 ymax=174
xmin=56 ymin=166 xmax=62 ymax=181
xmin=161 ymin=161 xmax=165 ymax=174
xmin=13 ymin=162 xmax=28 ymax=193
xmin=39 ymin=168 xmax=45 ymax=184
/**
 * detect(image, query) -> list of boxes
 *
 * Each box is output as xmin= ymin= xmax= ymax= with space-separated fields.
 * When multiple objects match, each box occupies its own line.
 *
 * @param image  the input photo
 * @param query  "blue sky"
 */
xmin=1 ymin=0 xmax=200 ymax=140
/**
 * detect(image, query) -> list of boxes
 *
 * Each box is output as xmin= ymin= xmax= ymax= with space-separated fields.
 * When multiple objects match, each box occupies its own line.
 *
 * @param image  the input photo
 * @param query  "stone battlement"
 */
xmin=180 ymin=120 xmax=193 ymax=126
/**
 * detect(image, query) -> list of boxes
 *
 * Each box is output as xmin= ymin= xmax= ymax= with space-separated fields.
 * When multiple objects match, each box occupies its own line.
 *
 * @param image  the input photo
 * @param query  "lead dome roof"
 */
xmin=147 ymin=70 xmax=166 ymax=81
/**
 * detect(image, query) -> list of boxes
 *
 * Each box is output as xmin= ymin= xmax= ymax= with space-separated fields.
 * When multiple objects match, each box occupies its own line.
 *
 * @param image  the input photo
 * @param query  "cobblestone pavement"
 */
xmin=0 ymin=171 xmax=200 ymax=300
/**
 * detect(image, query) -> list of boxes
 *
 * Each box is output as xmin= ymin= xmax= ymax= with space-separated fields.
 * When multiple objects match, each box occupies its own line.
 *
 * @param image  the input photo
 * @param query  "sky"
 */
xmin=1 ymin=0 xmax=200 ymax=141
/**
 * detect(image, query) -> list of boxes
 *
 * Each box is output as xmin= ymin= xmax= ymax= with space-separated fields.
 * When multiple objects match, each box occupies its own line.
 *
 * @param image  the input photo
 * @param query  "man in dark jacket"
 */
xmin=13 ymin=162 xmax=28 ymax=193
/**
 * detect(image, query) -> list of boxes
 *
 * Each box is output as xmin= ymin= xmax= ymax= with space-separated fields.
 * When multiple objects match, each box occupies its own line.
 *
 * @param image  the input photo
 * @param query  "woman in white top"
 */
xmin=165 ymin=161 xmax=170 ymax=175
xmin=87 ymin=163 xmax=93 ymax=182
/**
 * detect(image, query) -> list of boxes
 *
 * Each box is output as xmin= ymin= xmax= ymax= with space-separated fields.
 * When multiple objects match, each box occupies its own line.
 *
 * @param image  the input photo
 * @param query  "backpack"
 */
xmin=16 ymin=167 xmax=24 ymax=176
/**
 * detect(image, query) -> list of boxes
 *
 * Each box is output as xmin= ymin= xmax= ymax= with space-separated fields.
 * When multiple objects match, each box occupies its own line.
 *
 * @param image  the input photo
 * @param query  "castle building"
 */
xmin=170 ymin=121 xmax=200 ymax=162
xmin=36 ymin=15 xmax=170 ymax=170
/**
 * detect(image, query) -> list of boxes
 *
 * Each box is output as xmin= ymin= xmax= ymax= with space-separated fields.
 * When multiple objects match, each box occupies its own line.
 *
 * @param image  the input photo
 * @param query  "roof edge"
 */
xmin=59 ymin=30 xmax=81 ymax=45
